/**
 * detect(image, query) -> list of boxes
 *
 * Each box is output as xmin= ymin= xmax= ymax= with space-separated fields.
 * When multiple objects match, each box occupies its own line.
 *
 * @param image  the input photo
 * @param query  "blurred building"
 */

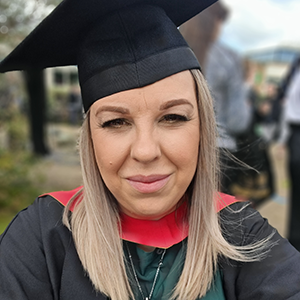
xmin=247 ymin=44 xmax=300 ymax=94
xmin=45 ymin=66 xmax=78 ymax=88
xmin=45 ymin=66 xmax=80 ymax=122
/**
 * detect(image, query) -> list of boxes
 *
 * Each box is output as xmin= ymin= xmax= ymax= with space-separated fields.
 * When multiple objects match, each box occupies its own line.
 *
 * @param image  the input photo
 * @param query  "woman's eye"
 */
xmin=161 ymin=114 xmax=189 ymax=123
xmin=101 ymin=118 xmax=130 ymax=128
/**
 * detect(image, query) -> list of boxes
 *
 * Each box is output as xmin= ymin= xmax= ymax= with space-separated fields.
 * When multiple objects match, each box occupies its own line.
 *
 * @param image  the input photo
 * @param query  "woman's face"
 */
xmin=89 ymin=70 xmax=200 ymax=220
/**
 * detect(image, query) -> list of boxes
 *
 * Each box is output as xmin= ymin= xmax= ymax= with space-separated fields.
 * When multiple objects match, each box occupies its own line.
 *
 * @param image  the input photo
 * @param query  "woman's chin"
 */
xmin=120 ymin=204 xmax=176 ymax=220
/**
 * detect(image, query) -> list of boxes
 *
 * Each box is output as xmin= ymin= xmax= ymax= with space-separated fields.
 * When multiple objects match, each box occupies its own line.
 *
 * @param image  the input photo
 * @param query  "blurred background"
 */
xmin=0 ymin=0 xmax=299 ymax=239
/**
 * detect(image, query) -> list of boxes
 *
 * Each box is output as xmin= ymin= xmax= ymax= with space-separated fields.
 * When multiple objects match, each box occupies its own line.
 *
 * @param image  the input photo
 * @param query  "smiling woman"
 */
xmin=1 ymin=0 xmax=300 ymax=300
xmin=89 ymin=71 xmax=199 ymax=220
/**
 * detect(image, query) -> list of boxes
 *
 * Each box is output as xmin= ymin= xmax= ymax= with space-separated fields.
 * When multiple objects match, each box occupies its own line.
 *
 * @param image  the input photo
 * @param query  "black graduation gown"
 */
xmin=1 ymin=195 xmax=300 ymax=300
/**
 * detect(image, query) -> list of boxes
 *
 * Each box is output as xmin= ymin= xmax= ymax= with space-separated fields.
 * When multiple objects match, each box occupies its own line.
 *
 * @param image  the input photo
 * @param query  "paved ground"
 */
xmin=39 ymin=124 xmax=290 ymax=238
xmin=257 ymin=144 xmax=290 ymax=237
xmin=31 ymin=124 xmax=82 ymax=191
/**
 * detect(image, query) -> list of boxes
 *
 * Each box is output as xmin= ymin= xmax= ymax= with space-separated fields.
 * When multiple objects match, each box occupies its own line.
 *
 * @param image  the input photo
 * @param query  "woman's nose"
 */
xmin=130 ymin=128 xmax=161 ymax=163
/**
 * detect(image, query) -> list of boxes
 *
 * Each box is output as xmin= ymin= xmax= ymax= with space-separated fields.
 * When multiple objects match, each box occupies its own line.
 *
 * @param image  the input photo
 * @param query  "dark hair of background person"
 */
xmin=179 ymin=1 xmax=229 ymax=68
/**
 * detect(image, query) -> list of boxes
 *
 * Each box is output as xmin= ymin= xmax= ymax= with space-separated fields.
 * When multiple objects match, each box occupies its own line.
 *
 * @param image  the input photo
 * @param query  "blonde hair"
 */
xmin=63 ymin=69 xmax=270 ymax=299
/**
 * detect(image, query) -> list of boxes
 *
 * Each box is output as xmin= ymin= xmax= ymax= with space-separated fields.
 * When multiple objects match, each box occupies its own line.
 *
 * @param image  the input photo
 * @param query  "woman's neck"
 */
xmin=137 ymin=244 xmax=156 ymax=252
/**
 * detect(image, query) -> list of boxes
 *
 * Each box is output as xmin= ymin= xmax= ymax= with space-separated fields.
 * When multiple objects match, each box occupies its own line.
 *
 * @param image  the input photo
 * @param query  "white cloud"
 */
xmin=220 ymin=0 xmax=300 ymax=53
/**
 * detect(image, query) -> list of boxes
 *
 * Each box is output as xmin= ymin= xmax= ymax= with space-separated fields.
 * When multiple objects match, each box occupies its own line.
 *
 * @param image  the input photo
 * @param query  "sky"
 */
xmin=220 ymin=0 xmax=300 ymax=53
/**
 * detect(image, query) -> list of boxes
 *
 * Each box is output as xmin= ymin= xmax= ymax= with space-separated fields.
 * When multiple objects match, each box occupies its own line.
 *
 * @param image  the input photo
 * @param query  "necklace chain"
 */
xmin=126 ymin=243 xmax=166 ymax=300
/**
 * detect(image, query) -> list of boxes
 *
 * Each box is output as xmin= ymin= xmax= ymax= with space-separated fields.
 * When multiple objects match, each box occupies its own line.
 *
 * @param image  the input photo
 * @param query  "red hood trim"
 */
xmin=40 ymin=186 xmax=83 ymax=211
xmin=41 ymin=187 xmax=241 ymax=248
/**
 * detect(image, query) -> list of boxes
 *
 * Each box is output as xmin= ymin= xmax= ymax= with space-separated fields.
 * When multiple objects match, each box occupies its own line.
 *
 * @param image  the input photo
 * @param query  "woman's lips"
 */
xmin=126 ymin=174 xmax=171 ymax=193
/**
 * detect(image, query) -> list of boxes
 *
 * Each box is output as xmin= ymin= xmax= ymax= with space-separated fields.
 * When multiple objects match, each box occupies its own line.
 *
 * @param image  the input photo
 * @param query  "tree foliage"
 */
xmin=0 ymin=0 xmax=61 ymax=48
xmin=0 ymin=148 xmax=42 ymax=213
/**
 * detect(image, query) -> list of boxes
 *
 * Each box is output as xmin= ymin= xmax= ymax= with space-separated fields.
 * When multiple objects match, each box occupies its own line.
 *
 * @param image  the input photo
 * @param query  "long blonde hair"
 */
xmin=63 ymin=69 xmax=269 ymax=300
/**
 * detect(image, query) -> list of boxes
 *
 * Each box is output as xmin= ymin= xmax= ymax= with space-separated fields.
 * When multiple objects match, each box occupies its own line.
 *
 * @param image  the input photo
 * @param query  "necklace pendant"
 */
xmin=145 ymin=298 xmax=149 ymax=300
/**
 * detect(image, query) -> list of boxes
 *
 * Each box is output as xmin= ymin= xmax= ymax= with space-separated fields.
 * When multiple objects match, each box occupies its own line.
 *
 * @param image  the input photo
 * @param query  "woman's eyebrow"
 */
xmin=160 ymin=99 xmax=194 ymax=110
xmin=95 ymin=106 xmax=130 ymax=115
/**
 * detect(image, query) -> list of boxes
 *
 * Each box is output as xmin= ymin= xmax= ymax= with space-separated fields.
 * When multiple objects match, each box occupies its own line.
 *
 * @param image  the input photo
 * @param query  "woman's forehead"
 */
xmin=91 ymin=71 xmax=196 ymax=110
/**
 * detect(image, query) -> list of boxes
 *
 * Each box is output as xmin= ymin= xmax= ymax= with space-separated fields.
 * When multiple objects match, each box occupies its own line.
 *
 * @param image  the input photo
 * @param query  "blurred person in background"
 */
xmin=255 ymin=82 xmax=281 ymax=143
xmin=181 ymin=2 xmax=254 ymax=196
xmin=277 ymin=56 xmax=300 ymax=251
xmin=204 ymin=4 xmax=254 ymax=196
xmin=227 ymin=61 xmax=276 ymax=206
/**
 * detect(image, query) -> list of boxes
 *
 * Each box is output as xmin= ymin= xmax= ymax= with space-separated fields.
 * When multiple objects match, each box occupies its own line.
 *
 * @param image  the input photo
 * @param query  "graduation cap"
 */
xmin=0 ymin=0 xmax=218 ymax=112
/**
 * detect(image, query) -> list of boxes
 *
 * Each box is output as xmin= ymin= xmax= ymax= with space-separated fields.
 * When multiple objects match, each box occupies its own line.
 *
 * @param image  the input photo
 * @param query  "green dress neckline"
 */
xmin=124 ymin=240 xmax=226 ymax=300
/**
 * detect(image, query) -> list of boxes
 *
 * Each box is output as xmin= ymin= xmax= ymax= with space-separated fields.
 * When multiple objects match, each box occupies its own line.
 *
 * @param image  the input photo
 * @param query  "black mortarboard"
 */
xmin=0 ymin=0 xmax=217 ymax=111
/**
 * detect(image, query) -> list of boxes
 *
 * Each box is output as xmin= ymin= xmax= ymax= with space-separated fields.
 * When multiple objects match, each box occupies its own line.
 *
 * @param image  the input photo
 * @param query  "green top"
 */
xmin=125 ymin=240 xmax=226 ymax=300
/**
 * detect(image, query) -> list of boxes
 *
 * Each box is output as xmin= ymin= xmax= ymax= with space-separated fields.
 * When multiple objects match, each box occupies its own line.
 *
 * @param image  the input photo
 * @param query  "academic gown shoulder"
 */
xmin=1 ymin=195 xmax=300 ymax=300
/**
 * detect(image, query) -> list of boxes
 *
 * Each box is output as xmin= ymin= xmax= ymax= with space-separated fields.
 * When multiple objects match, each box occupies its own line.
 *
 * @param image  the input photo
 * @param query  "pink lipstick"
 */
xmin=126 ymin=174 xmax=170 ymax=193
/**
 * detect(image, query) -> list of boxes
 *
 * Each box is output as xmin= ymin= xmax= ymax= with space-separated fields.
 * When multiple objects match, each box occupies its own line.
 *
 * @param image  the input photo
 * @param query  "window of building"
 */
xmin=70 ymin=72 xmax=79 ymax=85
xmin=54 ymin=71 xmax=64 ymax=85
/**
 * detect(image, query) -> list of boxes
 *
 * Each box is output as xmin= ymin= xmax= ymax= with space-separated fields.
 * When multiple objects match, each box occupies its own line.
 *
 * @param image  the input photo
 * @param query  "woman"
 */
xmin=0 ymin=0 xmax=300 ymax=299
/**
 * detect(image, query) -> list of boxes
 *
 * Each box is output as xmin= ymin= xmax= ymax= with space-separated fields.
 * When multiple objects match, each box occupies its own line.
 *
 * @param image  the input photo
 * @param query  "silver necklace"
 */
xmin=126 ymin=243 xmax=166 ymax=300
